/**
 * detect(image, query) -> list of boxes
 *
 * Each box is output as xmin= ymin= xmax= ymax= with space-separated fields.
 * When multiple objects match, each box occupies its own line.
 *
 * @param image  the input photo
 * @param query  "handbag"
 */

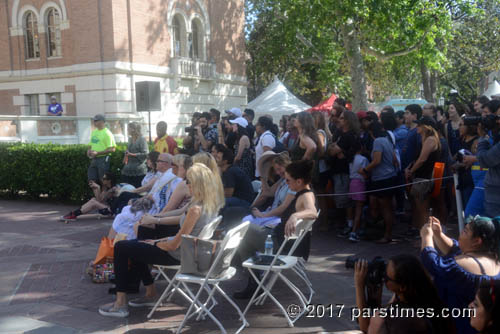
xmin=94 ymin=237 xmax=114 ymax=265
xmin=180 ymin=235 xmax=229 ymax=277
xmin=89 ymin=256 xmax=115 ymax=283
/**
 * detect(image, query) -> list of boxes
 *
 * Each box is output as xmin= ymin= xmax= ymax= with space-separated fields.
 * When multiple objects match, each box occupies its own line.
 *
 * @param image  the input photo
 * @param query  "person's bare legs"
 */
xmin=81 ymin=198 xmax=108 ymax=215
xmin=413 ymin=197 xmax=430 ymax=229
xmin=378 ymin=197 xmax=394 ymax=242
xmin=352 ymin=200 xmax=364 ymax=233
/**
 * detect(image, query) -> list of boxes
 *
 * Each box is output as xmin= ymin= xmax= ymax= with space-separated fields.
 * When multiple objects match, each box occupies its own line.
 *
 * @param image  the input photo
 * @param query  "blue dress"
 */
xmin=421 ymin=240 xmax=500 ymax=334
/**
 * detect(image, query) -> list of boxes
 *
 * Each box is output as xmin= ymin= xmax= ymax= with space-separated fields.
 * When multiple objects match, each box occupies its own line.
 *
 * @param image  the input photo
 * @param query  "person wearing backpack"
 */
xmin=254 ymin=116 xmax=277 ymax=178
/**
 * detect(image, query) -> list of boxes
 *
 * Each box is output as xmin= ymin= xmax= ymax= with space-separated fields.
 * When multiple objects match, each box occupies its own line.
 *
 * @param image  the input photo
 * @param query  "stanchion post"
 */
xmin=453 ymin=173 xmax=465 ymax=233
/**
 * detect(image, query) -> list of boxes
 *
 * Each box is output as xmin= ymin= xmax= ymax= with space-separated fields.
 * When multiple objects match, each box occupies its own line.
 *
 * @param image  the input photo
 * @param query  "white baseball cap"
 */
xmin=226 ymin=107 xmax=242 ymax=118
xmin=229 ymin=117 xmax=248 ymax=128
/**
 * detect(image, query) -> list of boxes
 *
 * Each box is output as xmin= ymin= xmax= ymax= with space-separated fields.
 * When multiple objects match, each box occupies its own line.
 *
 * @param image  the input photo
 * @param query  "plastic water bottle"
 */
xmin=264 ymin=235 xmax=273 ymax=255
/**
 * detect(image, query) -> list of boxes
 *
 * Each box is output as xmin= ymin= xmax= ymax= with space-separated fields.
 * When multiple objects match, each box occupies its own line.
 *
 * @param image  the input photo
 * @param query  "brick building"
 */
xmin=0 ymin=0 xmax=247 ymax=143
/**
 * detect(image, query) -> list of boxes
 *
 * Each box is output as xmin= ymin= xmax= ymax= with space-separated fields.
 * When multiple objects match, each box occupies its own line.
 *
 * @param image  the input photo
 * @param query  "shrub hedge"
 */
xmin=0 ymin=142 xmax=152 ymax=201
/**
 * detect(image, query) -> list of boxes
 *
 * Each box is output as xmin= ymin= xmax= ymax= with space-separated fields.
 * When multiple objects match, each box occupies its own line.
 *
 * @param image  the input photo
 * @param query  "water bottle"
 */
xmin=264 ymin=235 xmax=273 ymax=255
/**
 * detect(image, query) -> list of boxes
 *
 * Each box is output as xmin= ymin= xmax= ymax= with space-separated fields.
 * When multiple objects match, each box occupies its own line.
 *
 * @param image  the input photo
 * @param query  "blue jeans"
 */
xmin=225 ymin=197 xmax=251 ymax=208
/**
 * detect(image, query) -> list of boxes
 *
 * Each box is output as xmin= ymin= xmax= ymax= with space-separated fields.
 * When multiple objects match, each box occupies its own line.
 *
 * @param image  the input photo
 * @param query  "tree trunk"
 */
xmin=342 ymin=23 xmax=368 ymax=112
xmin=420 ymin=60 xmax=436 ymax=103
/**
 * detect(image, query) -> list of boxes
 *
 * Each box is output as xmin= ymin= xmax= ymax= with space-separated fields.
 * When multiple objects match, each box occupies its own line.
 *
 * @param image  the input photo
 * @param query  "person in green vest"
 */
xmin=87 ymin=114 xmax=116 ymax=181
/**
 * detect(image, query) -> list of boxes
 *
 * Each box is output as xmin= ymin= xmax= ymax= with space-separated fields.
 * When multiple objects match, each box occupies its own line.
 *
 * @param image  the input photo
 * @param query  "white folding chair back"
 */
xmin=148 ymin=215 xmax=222 ymax=319
xmin=251 ymin=180 xmax=262 ymax=194
xmin=174 ymin=221 xmax=251 ymax=334
xmin=242 ymin=212 xmax=319 ymax=327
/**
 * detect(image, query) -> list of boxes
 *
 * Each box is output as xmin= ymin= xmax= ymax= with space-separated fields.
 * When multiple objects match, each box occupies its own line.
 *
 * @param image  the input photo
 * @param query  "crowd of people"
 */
xmin=63 ymin=98 xmax=500 ymax=333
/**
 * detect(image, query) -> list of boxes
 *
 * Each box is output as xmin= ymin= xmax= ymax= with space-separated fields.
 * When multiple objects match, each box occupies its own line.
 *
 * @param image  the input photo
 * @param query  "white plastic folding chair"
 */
xmin=148 ymin=215 xmax=222 ymax=319
xmin=173 ymin=221 xmax=251 ymax=334
xmin=242 ymin=216 xmax=317 ymax=327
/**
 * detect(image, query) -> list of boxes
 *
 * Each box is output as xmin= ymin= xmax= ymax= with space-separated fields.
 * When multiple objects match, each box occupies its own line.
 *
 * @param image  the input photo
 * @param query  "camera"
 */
xmin=463 ymin=114 xmax=500 ymax=131
xmin=184 ymin=126 xmax=196 ymax=137
xmin=346 ymin=256 xmax=386 ymax=286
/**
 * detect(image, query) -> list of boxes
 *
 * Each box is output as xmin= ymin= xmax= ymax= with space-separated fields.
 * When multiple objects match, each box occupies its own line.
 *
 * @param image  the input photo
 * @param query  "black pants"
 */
xmin=111 ymin=192 xmax=141 ymax=214
xmin=114 ymin=240 xmax=180 ymax=292
xmin=137 ymin=224 xmax=180 ymax=240
xmin=121 ymin=175 xmax=145 ymax=188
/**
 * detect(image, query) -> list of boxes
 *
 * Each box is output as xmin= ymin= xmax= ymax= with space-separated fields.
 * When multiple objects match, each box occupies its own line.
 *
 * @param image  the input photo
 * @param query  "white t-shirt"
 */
xmin=255 ymin=130 xmax=276 ymax=177
xmin=349 ymin=154 xmax=369 ymax=180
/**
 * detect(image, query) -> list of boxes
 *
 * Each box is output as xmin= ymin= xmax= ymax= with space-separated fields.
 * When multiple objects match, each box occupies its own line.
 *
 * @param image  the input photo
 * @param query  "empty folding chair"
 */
xmin=242 ymin=216 xmax=317 ymax=327
xmin=148 ymin=216 xmax=222 ymax=319
xmin=174 ymin=221 xmax=250 ymax=334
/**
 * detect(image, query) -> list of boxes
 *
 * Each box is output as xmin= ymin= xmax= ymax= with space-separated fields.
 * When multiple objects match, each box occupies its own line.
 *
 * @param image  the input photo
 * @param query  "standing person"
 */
xmin=153 ymin=121 xmax=178 ymax=155
xmin=194 ymin=112 xmax=217 ymax=152
xmin=87 ymin=114 xmax=116 ymax=182
xmin=348 ymin=142 xmax=368 ymax=242
xmin=283 ymin=115 xmax=298 ymax=150
xmin=474 ymin=95 xmax=490 ymax=114
xmin=357 ymin=111 xmax=374 ymax=157
xmin=359 ymin=121 xmax=398 ymax=243
xmin=393 ymin=110 xmax=408 ymax=152
xmin=328 ymin=111 xmax=360 ymax=236
xmin=121 ymin=122 xmax=149 ymax=188
xmin=278 ymin=115 xmax=290 ymax=143
xmin=229 ymin=117 xmax=254 ymax=179
xmin=445 ymin=102 xmax=466 ymax=157
xmin=401 ymin=104 xmax=423 ymax=171
xmin=243 ymin=108 xmax=256 ymax=141
xmin=254 ymin=116 xmax=276 ymax=178
xmin=290 ymin=111 xmax=318 ymax=161
xmin=47 ymin=95 xmax=63 ymax=116
xmin=98 ymin=163 xmax=224 ymax=318
xmin=405 ymin=116 xmax=441 ymax=230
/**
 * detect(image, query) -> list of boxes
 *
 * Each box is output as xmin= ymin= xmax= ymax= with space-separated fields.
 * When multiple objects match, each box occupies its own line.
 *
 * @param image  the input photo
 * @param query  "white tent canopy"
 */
xmin=247 ymin=77 xmax=310 ymax=119
xmin=483 ymin=80 xmax=500 ymax=99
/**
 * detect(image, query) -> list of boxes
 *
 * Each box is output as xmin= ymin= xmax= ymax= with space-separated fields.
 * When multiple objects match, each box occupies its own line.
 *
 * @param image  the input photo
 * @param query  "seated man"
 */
xmin=213 ymin=144 xmax=255 ymax=208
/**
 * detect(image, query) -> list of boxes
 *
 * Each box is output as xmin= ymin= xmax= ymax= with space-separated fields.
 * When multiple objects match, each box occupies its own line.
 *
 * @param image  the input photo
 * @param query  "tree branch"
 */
xmin=361 ymin=30 xmax=430 ymax=61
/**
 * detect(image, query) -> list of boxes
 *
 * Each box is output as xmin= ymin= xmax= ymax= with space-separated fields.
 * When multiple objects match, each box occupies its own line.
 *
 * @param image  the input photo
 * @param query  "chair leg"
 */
xmin=214 ymin=284 xmax=248 ymax=334
xmin=148 ymin=267 xmax=177 ymax=319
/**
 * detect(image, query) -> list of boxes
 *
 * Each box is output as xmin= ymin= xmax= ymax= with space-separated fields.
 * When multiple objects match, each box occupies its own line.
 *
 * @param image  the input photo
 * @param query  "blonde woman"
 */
xmin=405 ymin=116 xmax=441 ymax=229
xmin=99 ymin=163 xmax=224 ymax=318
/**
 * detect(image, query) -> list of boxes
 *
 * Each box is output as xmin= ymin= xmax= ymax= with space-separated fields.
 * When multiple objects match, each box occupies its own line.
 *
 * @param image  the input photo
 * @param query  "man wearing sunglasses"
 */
xmin=87 ymin=114 xmax=116 ymax=182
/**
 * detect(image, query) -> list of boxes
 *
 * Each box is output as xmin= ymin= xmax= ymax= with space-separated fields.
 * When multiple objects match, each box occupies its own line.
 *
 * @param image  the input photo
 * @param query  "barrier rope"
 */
xmin=315 ymin=176 xmax=455 ymax=197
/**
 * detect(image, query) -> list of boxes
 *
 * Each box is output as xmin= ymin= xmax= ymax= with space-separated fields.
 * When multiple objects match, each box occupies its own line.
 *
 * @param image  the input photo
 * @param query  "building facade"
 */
xmin=0 ymin=0 xmax=247 ymax=143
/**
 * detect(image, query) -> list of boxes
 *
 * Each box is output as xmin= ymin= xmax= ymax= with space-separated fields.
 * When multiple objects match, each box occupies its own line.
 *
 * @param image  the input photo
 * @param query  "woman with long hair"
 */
xmin=328 ymin=110 xmax=360 ymax=234
xmin=405 ymin=116 xmax=441 ymax=230
xmin=446 ymin=102 xmax=466 ymax=156
xmin=121 ymin=122 xmax=149 ymax=188
xmin=99 ymin=163 xmax=225 ymax=318
xmin=469 ymin=279 xmax=500 ymax=334
xmin=279 ymin=115 xmax=290 ymax=143
xmin=230 ymin=117 xmax=254 ymax=179
xmin=290 ymin=111 xmax=318 ymax=161
xmin=355 ymin=254 xmax=454 ymax=333
xmin=421 ymin=215 xmax=500 ymax=334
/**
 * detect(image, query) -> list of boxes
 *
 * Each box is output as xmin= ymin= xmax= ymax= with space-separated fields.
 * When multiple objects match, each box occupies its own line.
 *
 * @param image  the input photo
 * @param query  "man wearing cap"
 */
xmin=243 ymin=108 xmax=256 ymax=141
xmin=47 ymin=96 xmax=63 ymax=116
xmin=226 ymin=107 xmax=242 ymax=119
xmin=194 ymin=112 xmax=217 ymax=152
xmin=87 ymin=114 xmax=116 ymax=181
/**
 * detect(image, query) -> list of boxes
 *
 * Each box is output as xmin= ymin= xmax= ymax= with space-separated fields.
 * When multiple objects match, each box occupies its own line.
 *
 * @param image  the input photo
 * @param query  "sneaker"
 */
xmin=98 ymin=302 xmax=129 ymax=318
xmin=128 ymin=296 xmax=158 ymax=307
xmin=348 ymin=232 xmax=360 ymax=243
xmin=337 ymin=226 xmax=351 ymax=238
xmin=60 ymin=212 xmax=77 ymax=221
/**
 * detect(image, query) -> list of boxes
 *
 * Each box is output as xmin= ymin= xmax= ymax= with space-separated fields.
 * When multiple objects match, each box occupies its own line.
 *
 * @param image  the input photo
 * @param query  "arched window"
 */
xmin=173 ymin=16 xmax=181 ymax=57
xmin=190 ymin=21 xmax=199 ymax=59
xmin=24 ymin=11 xmax=40 ymax=59
xmin=46 ymin=8 xmax=61 ymax=57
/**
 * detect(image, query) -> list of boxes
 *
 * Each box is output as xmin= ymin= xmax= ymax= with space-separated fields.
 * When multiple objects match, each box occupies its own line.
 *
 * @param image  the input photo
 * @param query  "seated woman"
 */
xmin=141 ymin=151 xmax=160 ymax=187
xmin=108 ymin=156 xmax=183 ymax=240
xmin=243 ymin=151 xmax=295 ymax=228
xmin=98 ymin=163 xmax=224 ymax=318
xmin=421 ymin=215 xmax=500 ymax=334
xmin=469 ymin=279 xmax=500 ymax=334
xmin=135 ymin=154 xmax=193 ymax=239
xmin=234 ymin=160 xmax=317 ymax=299
xmin=61 ymin=173 xmax=118 ymax=221
xmin=354 ymin=254 xmax=453 ymax=334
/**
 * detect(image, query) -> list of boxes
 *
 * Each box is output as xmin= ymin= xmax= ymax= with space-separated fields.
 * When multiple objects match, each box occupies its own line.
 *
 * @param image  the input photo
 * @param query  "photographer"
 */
xmin=475 ymin=100 xmax=500 ymax=217
xmin=354 ymin=254 xmax=453 ymax=334
xmin=193 ymin=112 xmax=217 ymax=152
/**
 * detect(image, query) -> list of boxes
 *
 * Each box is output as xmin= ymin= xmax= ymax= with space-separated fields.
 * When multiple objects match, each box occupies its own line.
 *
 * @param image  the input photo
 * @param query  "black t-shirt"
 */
xmin=247 ymin=123 xmax=256 ymax=142
xmin=330 ymin=130 xmax=357 ymax=174
xmin=222 ymin=166 xmax=255 ymax=203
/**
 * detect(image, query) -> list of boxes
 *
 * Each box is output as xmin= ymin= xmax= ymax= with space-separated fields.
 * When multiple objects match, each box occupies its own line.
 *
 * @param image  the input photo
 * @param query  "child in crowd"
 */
xmin=348 ymin=141 xmax=368 ymax=242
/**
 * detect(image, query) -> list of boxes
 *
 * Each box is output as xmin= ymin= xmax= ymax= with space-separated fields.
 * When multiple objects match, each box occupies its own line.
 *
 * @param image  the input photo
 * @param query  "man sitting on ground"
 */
xmin=213 ymin=144 xmax=255 ymax=208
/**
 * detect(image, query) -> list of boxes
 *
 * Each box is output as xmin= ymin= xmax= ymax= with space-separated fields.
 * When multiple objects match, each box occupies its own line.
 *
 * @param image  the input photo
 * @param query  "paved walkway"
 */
xmin=0 ymin=199 xmax=454 ymax=334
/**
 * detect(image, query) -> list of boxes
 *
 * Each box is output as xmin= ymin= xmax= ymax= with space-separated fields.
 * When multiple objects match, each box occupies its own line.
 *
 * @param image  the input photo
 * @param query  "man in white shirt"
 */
xmin=254 ymin=116 xmax=276 ymax=178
